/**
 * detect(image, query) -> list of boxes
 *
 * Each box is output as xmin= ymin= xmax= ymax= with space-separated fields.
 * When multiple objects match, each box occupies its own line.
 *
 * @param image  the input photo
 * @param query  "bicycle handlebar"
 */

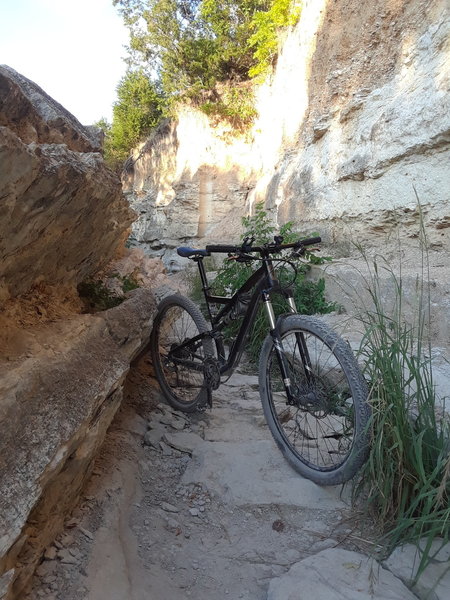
xmin=205 ymin=236 xmax=321 ymax=255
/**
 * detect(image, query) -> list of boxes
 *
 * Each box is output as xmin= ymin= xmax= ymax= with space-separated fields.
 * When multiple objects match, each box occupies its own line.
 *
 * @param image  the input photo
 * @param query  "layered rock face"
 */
xmin=0 ymin=65 xmax=134 ymax=300
xmin=123 ymin=115 xmax=254 ymax=269
xmin=0 ymin=67 xmax=159 ymax=599
xmin=0 ymin=291 xmax=156 ymax=600
xmin=124 ymin=0 xmax=450 ymax=268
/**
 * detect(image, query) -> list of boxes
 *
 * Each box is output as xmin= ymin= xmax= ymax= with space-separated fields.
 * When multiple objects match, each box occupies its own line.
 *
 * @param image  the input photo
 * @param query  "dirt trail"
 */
xmin=26 ymin=357 xmax=377 ymax=600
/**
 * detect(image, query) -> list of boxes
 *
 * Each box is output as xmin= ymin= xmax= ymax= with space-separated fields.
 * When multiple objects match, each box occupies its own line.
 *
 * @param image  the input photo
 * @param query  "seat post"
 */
xmin=194 ymin=257 xmax=214 ymax=322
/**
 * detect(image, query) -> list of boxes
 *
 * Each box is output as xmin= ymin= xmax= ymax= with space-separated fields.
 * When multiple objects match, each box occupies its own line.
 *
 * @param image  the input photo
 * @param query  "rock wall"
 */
xmin=0 ymin=67 xmax=163 ymax=599
xmin=124 ymin=0 xmax=450 ymax=269
xmin=0 ymin=290 xmax=156 ymax=600
xmin=0 ymin=65 xmax=134 ymax=301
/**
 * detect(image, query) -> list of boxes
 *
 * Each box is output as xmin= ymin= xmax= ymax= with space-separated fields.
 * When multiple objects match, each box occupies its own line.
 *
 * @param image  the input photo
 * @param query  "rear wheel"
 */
xmin=259 ymin=315 xmax=370 ymax=485
xmin=150 ymin=294 xmax=214 ymax=413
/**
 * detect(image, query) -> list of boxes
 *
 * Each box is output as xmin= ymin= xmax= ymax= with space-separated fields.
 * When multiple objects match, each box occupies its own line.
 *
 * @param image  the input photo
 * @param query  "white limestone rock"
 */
xmin=267 ymin=548 xmax=417 ymax=600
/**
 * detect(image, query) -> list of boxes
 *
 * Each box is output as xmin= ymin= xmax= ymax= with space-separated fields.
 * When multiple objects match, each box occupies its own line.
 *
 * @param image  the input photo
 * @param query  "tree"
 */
xmin=107 ymin=0 xmax=301 ymax=151
xmin=113 ymin=0 xmax=272 ymax=98
xmin=107 ymin=69 xmax=164 ymax=165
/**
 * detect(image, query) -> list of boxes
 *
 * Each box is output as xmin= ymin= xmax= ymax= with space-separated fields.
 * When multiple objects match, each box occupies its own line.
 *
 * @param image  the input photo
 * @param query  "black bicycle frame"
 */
xmin=194 ymin=254 xmax=298 ymax=380
xmin=167 ymin=252 xmax=313 ymax=403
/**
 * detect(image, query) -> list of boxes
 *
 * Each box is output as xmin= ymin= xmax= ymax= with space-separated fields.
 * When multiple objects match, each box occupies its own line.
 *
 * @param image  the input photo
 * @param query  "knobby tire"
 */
xmin=259 ymin=315 xmax=370 ymax=485
xmin=150 ymin=294 xmax=214 ymax=413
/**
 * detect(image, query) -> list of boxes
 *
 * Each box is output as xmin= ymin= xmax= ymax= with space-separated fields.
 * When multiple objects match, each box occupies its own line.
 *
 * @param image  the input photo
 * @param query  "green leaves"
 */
xmin=114 ymin=0 xmax=302 ymax=111
xmin=102 ymin=69 xmax=164 ymax=167
xmin=248 ymin=0 xmax=301 ymax=78
xmin=106 ymin=1 xmax=303 ymax=161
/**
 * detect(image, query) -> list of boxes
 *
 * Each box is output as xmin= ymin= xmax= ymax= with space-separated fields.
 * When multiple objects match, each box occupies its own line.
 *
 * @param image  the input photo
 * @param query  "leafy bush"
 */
xmin=97 ymin=69 xmax=164 ymax=169
xmin=200 ymin=85 xmax=257 ymax=130
xmin=78 ymin=274 xmax=140 ymax=312
xmin=207 ymin=202 xmax=335 ymax=361
xmin=249 ymin=0 xmax=301 ymax=78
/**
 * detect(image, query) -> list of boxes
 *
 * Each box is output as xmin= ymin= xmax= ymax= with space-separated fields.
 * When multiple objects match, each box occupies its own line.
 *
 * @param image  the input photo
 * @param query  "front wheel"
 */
xmin=150 ymin=294 xmax=214 ymax=413
xmin=259 ymin=315 xmax=370 ymax=485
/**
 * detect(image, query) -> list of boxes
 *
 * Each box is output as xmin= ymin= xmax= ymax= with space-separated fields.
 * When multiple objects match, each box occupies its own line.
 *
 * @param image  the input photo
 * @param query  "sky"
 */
xmin=0 ymin=0 xmax=130 ymax=124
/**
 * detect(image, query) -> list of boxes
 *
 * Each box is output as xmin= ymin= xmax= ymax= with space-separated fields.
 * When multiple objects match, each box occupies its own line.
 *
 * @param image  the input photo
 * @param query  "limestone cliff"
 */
xmin=124 ymin=0 xmax=450 ymax=269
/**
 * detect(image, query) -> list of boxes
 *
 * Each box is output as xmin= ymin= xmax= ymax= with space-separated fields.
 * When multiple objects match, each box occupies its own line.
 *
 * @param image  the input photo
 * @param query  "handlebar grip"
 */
xmin=299 ymin=236 xmax=321 ymax=246
xmin=205 ymin=244 xmax=240 ymax=253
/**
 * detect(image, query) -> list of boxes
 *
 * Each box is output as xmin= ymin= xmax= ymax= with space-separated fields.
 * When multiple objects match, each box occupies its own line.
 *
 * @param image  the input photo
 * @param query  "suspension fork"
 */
xmin=262 ymin=292 xmax=297 ymax=404
xmin=284 ymin=294 xmax=314 ymax=383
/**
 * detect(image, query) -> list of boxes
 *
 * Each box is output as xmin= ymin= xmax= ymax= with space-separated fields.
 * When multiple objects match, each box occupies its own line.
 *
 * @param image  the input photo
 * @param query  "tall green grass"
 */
xmin=352 ymin=232 xmax=450 ymax=581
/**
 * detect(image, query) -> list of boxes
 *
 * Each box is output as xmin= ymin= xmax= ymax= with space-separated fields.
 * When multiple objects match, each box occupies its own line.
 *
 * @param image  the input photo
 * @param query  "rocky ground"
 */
xmin=24 ymin=356 xmax=448 ymax=600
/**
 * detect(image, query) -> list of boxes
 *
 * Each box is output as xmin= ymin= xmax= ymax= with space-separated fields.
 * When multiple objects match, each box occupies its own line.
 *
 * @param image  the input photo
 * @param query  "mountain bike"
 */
xmin=150 ymin=236 xmax=371 ymax=485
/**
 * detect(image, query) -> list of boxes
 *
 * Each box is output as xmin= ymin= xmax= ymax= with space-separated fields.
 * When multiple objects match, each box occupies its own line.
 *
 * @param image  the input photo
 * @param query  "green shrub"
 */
xmin=77 ymin=281 xmax=123 ymax=311
xmin=249 ymin=0 xmax=302 ymax=78
xmin=113 ymin=1 xmax=303 ymax=135
xmin=200 ymin=85 xmax=258 ymax=130
xmin=96 ymin=70 xmax=164 ymax=169
xmin=78 ymin=274 xmax=140 ymax=312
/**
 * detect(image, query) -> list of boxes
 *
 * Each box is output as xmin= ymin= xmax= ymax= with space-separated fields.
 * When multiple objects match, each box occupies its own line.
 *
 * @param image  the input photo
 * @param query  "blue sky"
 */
xmin=0 ymin=0 xmax=129 ymax=124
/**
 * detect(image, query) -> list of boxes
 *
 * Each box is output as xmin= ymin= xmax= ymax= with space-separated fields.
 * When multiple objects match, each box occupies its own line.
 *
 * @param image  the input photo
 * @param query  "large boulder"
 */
xmin=0 ymin=289 xmax=156 ymax=600
xmin=0 ymin=68 xmax=160 ymax=600
xmin=0 ymin=65 xmax=134 ymax=301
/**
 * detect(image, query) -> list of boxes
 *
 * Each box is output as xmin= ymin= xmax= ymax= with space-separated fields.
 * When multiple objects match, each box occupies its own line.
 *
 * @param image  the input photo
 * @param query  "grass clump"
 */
xmin=352 ymin=236 xmax=450 ymax=581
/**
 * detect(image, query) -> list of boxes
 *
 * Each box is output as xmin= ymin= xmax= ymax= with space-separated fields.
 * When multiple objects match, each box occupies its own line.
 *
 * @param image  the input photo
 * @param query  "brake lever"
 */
xmin=227 ymin=252 xmax=255 ymax=263
xmin=291 ymin=246 xmax=321 ymax=258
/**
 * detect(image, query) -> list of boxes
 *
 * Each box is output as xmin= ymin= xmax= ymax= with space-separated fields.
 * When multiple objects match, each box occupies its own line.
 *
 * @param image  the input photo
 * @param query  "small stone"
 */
xmin=159 ymin=407 xmax=189 ymax=426
xmin=36 ymin=561 xmax=56 ymax=577
xmin=144 ymin=426 xmax=166 ymax=447
xmin=44 ymin=547 xmax=57 ymax=560
xmin=164 ymin=517 xmax=181 ymax=533
xmin=159 ymin=441 xmax=173 ymax=456
xmin=189 ymin=508 xmax=199 ymax=517
xmin=79 ymin=527 xmax=94 ymax=540
xmin=161 ymin=502 xmax=179 ymax=513
xmin=60 ymin=534 xmax=74 ymax=547
xmin=285 ymin=549 xmax=301 ymax=562
xmin=57 ymin=549 xmax=78 ymax=565
xmin=163 ymin=432 xmax=204 ymax=455
xmin=65 ymin=518 xmax=78 ymax=528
